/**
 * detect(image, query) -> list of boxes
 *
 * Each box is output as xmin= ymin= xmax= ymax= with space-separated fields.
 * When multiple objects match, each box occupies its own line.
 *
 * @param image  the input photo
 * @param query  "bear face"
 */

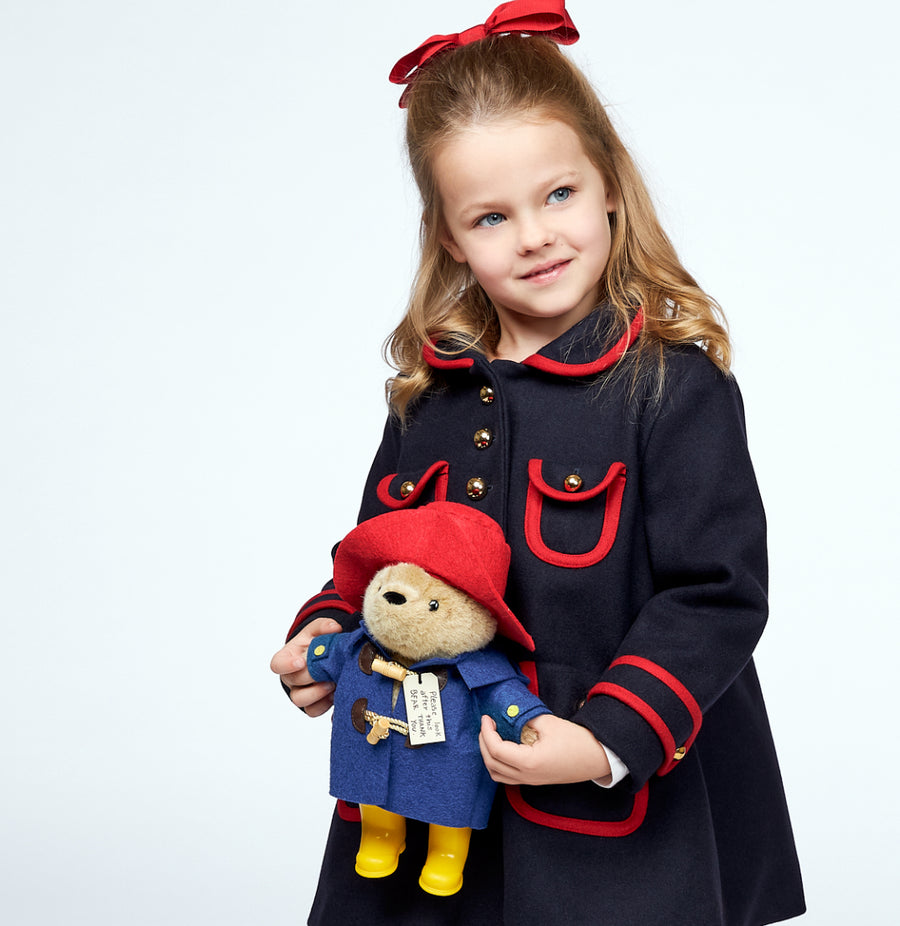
xmin=362 ymin=562 xmax=498 ymax=664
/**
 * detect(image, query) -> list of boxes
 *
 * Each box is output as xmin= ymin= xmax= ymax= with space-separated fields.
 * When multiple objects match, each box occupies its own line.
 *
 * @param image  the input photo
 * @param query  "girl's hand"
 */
xmin=479 ymin=714 xmax=612 ymax=786
xmin=269 ymin=617 xmax=343 ymax=716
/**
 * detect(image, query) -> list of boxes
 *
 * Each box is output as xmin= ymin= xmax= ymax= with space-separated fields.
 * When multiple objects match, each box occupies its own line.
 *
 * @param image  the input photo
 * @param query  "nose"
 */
xmin=382 ymin=590 xmax=407 ymax=605
xmin=517 ymin=213 xmax=555 ymax=254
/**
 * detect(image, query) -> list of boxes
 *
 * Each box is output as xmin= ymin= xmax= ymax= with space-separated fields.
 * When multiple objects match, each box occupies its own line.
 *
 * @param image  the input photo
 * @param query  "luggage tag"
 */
xmin=403 ymin=672 xmax=446 ymax=745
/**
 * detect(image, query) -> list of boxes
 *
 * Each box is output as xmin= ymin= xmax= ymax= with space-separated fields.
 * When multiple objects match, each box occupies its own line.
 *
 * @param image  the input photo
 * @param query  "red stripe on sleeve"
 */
xmin=588 ymin=681 xmax=677 ymax=772
xmin=286 ymin=597 xmax=356 ymax=641
xmin=609 ymin=656 xmax=702 ymax=773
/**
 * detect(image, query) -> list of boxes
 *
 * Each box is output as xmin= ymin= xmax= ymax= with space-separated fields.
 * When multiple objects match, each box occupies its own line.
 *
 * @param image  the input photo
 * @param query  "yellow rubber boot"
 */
xmin=418 ymin=823 xmax=472 ymax=896
xmin=355 ymin=805 xmax=407 ymax=879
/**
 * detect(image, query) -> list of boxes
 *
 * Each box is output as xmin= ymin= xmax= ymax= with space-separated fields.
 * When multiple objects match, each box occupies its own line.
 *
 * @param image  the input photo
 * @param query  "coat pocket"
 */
xmin=376 ymin=460 xmax=449 ymax=510
xmin=524 ymin=459 xmax=627 ymax=568
xmin=506 ymin=781 xmax=648 ymax=837
xmin=507 ymin=660 xmax=648 ymax=836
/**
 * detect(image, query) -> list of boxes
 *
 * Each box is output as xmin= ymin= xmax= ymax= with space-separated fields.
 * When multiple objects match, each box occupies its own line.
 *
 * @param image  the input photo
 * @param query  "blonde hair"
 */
xmin=386 ymin=35 xmax=730 ymax=420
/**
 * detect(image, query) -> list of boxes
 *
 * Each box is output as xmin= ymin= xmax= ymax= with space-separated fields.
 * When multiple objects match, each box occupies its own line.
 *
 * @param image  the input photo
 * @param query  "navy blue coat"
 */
xmin=291 ymin=310 xmax=805 ymax=926
xmin=307 ymin=624 xmax=550 ymax=829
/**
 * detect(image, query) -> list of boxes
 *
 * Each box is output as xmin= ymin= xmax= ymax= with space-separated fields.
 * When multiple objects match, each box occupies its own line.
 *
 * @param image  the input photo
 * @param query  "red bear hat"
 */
xmin=333 ymin=501 xmax=535 ymax=652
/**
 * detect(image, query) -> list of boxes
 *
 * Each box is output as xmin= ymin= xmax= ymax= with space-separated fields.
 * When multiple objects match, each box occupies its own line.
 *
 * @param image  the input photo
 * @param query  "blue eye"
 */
xmin=548 ymin=187 xmax=572 ymax=204
xmin=476 ymin=212 xmax=505 ymax=227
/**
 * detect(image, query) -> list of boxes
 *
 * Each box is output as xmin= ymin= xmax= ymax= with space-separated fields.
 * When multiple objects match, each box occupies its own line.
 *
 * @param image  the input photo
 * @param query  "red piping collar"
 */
xmin=422 ymin=309 xmax=644 ymax=376
xmin=422 ymin=342 xmax=475 ymax=369
xmin=522 ymin=309 xmax=644 ymax=377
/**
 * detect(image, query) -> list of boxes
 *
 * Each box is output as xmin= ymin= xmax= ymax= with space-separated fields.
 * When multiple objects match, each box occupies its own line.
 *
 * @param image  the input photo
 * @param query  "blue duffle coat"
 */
xmin=289 ymin=308 xmax=805 ymax=926
xmin=307 ymin=624 xmax=551 ymax=829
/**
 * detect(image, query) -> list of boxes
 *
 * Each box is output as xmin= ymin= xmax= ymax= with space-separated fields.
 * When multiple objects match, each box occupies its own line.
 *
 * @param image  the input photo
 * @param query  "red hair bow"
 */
xmin=389 ymin=0 xmax=579 ymax=107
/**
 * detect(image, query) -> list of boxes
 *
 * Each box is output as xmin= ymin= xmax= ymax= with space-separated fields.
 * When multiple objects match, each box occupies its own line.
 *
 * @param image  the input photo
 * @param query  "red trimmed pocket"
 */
xmin=524 ymin=459 xmax=627 ymax=568
xmin=506 ymin=782 xmax=648 ymax=837
xmin=376 ymin=461 xmax=449 ymax=509
xmin=505 ymin=663 xmax=648 ymax=836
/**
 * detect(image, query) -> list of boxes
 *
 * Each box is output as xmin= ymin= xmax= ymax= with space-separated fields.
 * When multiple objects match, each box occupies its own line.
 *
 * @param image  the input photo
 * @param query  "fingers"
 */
xmin=479 ymin=714 xmax=501 ymax=753
xmin=270 ymin=616 xmax=344 ymax=714
xmin=479 ymin=716 xmax=536 ymax=784
xmin=270 ymin=616 xmax=345 ymax=677
xmin=270 ymin=640 xmax=310 ymax=680
xmin=287 ymin=616 xmax=345 ymax=658
xmin=296 ymin=616 xmax=344 ymax=642
xmin=289 ymin=680 xmax=336 ymax=716
xmin=480 ymin=714 xmax=613 ymax=786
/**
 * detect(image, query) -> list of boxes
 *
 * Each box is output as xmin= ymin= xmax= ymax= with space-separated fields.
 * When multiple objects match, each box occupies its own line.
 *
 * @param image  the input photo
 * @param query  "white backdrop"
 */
xmin=2 ymin=1 xmax=897 ymax=923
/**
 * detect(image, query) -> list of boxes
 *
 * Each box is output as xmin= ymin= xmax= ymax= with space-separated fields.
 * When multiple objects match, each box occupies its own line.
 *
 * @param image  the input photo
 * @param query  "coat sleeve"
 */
xmin=285 ymin=415 xmax=402 ymax=642
xmin=572 ymin=350 xmax=769 ymax=791
xmin=305 ymin=630 xmax=359 ymax=683
xmin=460 ymin=650 xmax=553 ymax=741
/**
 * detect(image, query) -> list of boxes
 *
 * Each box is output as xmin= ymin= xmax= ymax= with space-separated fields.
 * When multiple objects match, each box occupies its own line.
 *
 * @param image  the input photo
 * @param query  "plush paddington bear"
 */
xmin=307 ymin=501 xmax=550 ymax=897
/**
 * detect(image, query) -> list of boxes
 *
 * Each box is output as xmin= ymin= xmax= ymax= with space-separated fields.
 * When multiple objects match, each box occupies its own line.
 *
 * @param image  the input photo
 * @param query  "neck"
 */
xmin=491 ymin=311 xmax=589 ymax=362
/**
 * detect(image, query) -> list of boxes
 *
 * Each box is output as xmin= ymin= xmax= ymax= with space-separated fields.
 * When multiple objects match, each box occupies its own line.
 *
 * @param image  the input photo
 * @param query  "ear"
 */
xmin=605 ymin=186 xmax=618 ymax=215
xmin=438 ymin=226 xmax=467 ymax=264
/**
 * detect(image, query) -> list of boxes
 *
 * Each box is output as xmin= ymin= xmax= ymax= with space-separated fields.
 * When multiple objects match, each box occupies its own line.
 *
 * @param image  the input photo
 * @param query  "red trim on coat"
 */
xmin=336 ymin=800 xmax=361 ymax=823
xmin=588 ymin=681 xmax=677 ymax=774
xmin=608 ymin=656 xmax=703 ymax=774
xmin=375 ymin=461 xmax=450 ymax=509
xmin=524 ymin=459 xmax=627 ymax=568
xmin=521 ymin=310 xmax=644 ymax=377
xmin=286 ymin=597 xmax=356 ymax=641
xmin=422 ymin=342 xmax=475 ymax=369
xmin=518 ymin=660 xmax=539 ymax=696
xmin=505 ymin=662 xmax=649 ymax=837
xmin=506 ymin=782 xmax=649 ymax=837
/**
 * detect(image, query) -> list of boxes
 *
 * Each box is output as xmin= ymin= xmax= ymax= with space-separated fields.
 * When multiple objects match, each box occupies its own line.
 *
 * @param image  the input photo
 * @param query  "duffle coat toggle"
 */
xmin=362 ymin=710 xmax=407 ymax=743
xmin=353 ymin=644 xmax=445 ymax=747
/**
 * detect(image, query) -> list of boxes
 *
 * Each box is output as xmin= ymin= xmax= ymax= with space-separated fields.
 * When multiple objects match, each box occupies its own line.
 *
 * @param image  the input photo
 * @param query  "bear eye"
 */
xmin=428 ymin=599 xmax=440 ymax=612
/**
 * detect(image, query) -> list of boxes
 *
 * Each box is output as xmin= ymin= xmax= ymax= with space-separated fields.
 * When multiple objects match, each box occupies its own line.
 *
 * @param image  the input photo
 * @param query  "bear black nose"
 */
xmin=382 ymin=591 xmax=407 ymax=606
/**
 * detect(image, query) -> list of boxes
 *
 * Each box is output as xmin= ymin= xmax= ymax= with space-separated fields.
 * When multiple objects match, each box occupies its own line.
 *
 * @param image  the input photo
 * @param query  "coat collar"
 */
xmin=423 ymin=307 xmax=643 ymax=377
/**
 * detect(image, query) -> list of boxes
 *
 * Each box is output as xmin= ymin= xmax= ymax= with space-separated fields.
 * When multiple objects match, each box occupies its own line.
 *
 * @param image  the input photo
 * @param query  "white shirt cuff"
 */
xmin=593 ymin=744 xmax=629 ymax=788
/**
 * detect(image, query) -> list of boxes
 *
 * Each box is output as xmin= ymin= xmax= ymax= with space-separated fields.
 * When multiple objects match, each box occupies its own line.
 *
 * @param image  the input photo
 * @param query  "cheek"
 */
xmin=464 ymin=240 xmax=508 ymax=280
xmin=582 ymin=213 xmax=612 ymax=262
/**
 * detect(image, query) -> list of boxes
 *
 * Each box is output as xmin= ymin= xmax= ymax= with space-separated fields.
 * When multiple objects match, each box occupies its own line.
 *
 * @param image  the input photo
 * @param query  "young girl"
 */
xmin=271 ymin=3 xmax=805 ymax=923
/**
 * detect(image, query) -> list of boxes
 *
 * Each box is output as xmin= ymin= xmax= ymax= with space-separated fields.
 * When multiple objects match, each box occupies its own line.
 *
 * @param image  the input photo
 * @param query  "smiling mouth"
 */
xmin=522 ymin=260 xmax=571 ymax=282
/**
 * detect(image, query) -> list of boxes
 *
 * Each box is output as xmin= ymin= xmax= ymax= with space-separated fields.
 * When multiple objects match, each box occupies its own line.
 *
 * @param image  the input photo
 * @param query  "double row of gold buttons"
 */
xmin=466 ymin=386 xmax=496 ymax=501
xmin=466 ymin=384 xmax=585 ymax=498
xmin=398 ymin=383 xmax=584 ymax=503
xmin=396 ymin=385 xmax=496 ymax=504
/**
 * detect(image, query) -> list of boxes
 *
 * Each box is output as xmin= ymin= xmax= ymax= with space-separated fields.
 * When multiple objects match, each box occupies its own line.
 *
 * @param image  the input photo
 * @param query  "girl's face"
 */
xmin=436 ymin=117 xmax=616 ymax=357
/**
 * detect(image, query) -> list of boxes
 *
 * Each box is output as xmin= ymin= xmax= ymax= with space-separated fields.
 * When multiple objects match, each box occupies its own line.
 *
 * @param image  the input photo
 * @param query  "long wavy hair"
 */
xmin=386 ymin=35 xmax=730 ymax=421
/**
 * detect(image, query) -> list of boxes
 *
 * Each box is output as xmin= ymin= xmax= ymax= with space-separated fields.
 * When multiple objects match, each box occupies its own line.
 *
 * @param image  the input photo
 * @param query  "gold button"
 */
xmin=506 ymin=705 xmax=520 ymax=718
xmin=479 ymin=386 xmax=495 ymax=404
xmin=673 ymin=746 xmax=686 ymax=761
xmin=313 ymin=644 xmax=326 ymax=656
xmin=564 ymin=474 xmax=583 ymax=493
xmin=466 ymin=476 xmax=488 ymax=500
xmin=474 ymin=428 xmax=493 ymax=450
xmin=399 ymin=480 xmax=416 ymax=498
